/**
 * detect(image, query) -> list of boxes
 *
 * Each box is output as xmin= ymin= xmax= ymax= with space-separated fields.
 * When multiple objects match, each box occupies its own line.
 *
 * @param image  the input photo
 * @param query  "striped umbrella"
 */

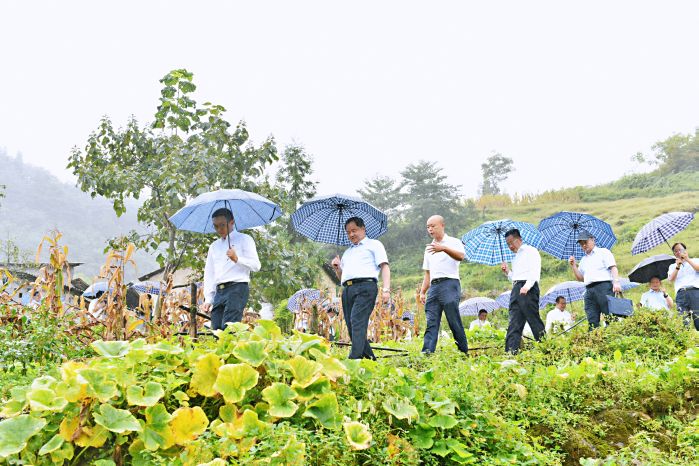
xmin=461 ymin=219 xmax=542 ymax=266
xmin=539 ymin=279 xmax=639 ymax=309
xmin=130 ymin=281 xmax=163 ymax=296
xmin=631 ymin=212 xmax=694 ymax=255
xmin=459 ymin=297 xmax=500 ymax=317
xmin=495 ymin=291 xmax=511 ymax=310
xmin=538 ymin=211 xmax=616 ymax=260
xmin=287 ymin=288 xmax=321 ymax=313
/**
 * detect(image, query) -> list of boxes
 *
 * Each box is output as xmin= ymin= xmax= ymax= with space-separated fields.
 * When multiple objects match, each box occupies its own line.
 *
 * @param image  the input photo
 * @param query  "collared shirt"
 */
xmin=469 ymin=319 xmax=491 ymax=331
xmin=640 ymin=289 xmax=670 ymax=310
xmin=545 ymin=307 xmax=574 ymax=333
xmin=667 ymin=259 xmax=699 ymax=291
xmin=578 ymin=247 xmax=616 ymax=285
xmin=422 ymin=234 xmax=463 ymax=280
xmin=507 ymin=243 xmax=541 ymax=289
xmin=204 ymin=231 xmax=261 ymax=304
xmin=340 ymin=237 xmax=389 ymax=283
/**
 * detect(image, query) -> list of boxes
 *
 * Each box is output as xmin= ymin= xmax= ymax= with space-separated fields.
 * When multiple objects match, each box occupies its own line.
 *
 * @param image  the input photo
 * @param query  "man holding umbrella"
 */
xmin=500 ymin=228 xmax=545 ymax=353
xmin=568 ymin=229 xmax=622 ymax=329
xmin=331 ymin=217 xmax=391 ymax=360
xmin=201 ymin=208 xmax=261 ymax=330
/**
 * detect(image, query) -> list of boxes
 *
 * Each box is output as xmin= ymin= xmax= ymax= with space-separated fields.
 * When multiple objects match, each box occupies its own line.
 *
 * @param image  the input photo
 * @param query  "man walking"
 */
xmin=331 ymin=217 xmax=391 ymax=360
xmin=500 ymin=228 xmax=545 ymax=353
xmin=419 ymin=215 xmax=469 ymax=355
xmin=201 ymin=208 xmax=261 ymax=330
xmin=569 ymin=229 xmax=622 ymax=329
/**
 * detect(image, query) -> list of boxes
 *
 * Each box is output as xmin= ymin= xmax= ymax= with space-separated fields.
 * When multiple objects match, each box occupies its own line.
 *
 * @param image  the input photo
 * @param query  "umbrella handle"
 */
xmin=225 ymin=200 xmax=232 ymax=250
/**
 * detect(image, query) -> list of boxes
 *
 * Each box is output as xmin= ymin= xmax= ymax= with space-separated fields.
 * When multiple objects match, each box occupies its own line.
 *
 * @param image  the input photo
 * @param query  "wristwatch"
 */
xmin=663 ymin=293 xmax=669 ymax=298
xmin=382 ymin=288 xmax=390 ymax=292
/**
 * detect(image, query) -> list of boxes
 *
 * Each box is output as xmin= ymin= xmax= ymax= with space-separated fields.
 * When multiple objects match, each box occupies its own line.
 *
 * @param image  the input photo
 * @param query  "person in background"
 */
xmin=667 ymin=242 xmax=699 ymax=330
xmin=545 ymin=296 xmax=575 ymax=333
xmin=469 ymin=309 xmax=492 ymax=330
xmin=501 ymin=228 xmax=545 ymax=353
xmin=639 ymin=276 xmax=673 ymax=311
xmin=29 ymin=290 xmax=42 ymax=309
xmin=568 ymin=229 xmax=622 ymax=329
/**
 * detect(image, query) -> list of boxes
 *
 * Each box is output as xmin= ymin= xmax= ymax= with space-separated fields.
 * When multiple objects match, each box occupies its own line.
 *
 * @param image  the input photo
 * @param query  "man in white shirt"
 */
xmin=331 ymin=217 xmax=390 ymax=359
xmin=469 ymin=309 xmax=492 ymax=331
xmin=545 ymin=296 xmax=575 ymax=334
xmin=201 ymin=208 xmax=261 ymax=330
xmin=419 ymin=215 xmax=469 ymax=355
xmin=640 ymin=276 xmax=673 ymax=311
xmin=667 ymin=242 xmax=699 ymax=330
xmin=500 ymin=228 xmax=545 ymax=353
xmin=569 ymin=229 xmax=622 ymax=329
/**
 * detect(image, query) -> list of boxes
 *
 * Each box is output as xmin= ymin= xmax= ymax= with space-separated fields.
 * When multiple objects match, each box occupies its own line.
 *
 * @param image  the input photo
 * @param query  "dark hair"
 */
xmin=212 ymin=208 xmax=234 ymax=222
xmin=345 ymin=217 xmax=365 ymax=229
xmin=504 ymin=228 xmax=521 ymax=239
xmin=555 ymin=295 xmax=566 ymax=303
xmin=478 ymin=309 xmax=488 ymax=315
xmin=671 ymin=242 xmax=687 ymax=253
xmin=649 ymin=275 xmax=661 ymax=282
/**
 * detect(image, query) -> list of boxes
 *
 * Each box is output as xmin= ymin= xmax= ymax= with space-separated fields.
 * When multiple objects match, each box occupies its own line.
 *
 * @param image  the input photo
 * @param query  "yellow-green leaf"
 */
xmin=262 ymin=383 xmax=298 ymax=418
xmin=0 ymin=415 xmax=46 ymax=458
xmin=189 ymin=353 xmax=221 ymax=397
xmin=302 ymin=393 xmax=340 ymax=429
xmin=213 ymin=363 xmax=259 ymax=404
xmin=170 ymin=406 xmax=209 ymax=445
xmin=93 ymin=403 xmax=142 ymax=433
xmin=343 ymin=421 xmax=372 ymax=450
xmin=233 ymin=341 xmax=267 ymax=367
xmin=126 ymin=382 xmax=165 ymax=407
xmin=287 ymin=355 xmax=322 ymax=388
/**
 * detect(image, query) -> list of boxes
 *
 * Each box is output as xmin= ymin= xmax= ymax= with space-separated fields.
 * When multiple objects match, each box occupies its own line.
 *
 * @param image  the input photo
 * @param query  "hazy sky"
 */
xmin=1 ymin=1 xmax=698 ymax=199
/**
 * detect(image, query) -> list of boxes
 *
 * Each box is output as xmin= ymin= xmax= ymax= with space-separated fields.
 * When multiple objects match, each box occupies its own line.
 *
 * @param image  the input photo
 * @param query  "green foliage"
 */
xmin=480 ymin=152 xmax=514 ymax=196
xmin=634 ymin=128 xmax=699 ymax=174
xmin=66 ymin=70 xmax=324 ymax=305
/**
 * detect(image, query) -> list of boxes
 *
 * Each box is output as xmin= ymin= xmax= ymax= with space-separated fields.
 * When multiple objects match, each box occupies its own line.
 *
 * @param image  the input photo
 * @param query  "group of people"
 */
xmin=201 ymin=207 xmax=699 ymax=359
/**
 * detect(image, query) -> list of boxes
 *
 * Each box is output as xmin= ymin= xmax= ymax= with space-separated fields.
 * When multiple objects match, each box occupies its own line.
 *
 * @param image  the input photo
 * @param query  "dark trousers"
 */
xmin=422 ymin=279 xmax=468 ymax=354
xmin=584 ymin=281 xmax=613 ymax=329
xmin=211 ymin=282 xmax=250 ymax=330
xmin=676 ymin=288 xmax=699 ymax=331
xmin=341 ymin=281 xmax=377 ymax=360
xmin=505 ymin=282 xmax=544 ymax=354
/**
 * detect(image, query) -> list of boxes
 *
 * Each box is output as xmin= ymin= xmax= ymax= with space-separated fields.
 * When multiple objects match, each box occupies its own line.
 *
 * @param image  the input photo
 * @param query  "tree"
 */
xmin=480 ymin=153 xmax=514 ymax=196
xmin=400 ymin=161 xmax=461 ymax=222
xmin=68 ymin=69 xmax=323 ymax=305
xmin=357 ymin=175 xmax=402 ymax=216
xmin=633 ymin=129 xmax=699 ymax=174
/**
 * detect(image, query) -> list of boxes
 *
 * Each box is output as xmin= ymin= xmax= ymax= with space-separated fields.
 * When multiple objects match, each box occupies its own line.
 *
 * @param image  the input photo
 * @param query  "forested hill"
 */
xmin=0 ymin=150 xmax=158 ymax=279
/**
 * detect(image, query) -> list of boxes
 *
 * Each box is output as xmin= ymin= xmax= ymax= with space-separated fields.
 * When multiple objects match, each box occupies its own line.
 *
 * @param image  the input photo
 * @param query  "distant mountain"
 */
xmin=0 ymin=149 xmax=158 ymax=280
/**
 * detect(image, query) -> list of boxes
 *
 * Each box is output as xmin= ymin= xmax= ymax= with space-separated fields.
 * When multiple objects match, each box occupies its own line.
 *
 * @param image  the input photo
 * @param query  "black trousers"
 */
xmin=584 ymin=281 xmax=613 ymax=329
xmin=421 ymin=279 xmax=468 ymax=354
xmin=341 ymin=281 xmax=377 ymax=360
xmin=676 ymin=288 xmax=699 ymax=331
xmin=211 ymin=282 xmax=249 ymax=330
xmin=505 ymin=282 xmax=544 ymax=354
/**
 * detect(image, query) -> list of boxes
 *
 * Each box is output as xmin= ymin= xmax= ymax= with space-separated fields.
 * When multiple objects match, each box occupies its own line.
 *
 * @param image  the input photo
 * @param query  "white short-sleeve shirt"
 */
xmin=640 ymin=290 xmax=670 ymax=310
xmin=578 ymin=247 xmax=616 ymax=285
xmin=422 ymin=234 xmax=463 ymax=280
xmin=340 ymin=237 xmax=389 ymax=283
xmin=668 ymin=259 xmax=699 ymax=291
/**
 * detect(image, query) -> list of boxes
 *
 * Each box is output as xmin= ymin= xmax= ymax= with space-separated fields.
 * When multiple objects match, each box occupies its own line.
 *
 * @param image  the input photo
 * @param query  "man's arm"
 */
xmin=331 ymin=255 xmax=342 ymax=280
xmin=234 ymin=236 xmax=261 ymax=272
xmin=419 ymin=270 xmax=430 ymax=304
xmin=202 ymin=247 xmax=216 ymax=311
xmin=610 ymin=265 xmax=621 ymax=293
xmin=569 ymin=256 xmax=584 ymax=282
xmin=522 ymin=248 xmax=541 ymax=294
xmin=427 ymin=242 xmax=465 ymax=261
xmin=380 ymin=262 xmax=391 ymax=304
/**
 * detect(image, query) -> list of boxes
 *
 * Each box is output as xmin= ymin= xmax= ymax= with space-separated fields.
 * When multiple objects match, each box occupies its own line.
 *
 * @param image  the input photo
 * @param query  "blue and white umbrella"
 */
xmin=291 ymin=194 xmax=387 ymax=246
xmin=538 ymin=211 xmax=616 ymax=260
xmin=82 ymin=281 xmax=112 ymax=299
xmin=631 ymin=212 xmax=694 ymax=255
xmin=169 ymin=189 xmax=282 ymax=237
xmin=539 ymin=281 xmax=587 ymax=309
xmin=130 ymin=281 xmax=163 ymax=296
xmin=495 ymin=291 xmax=511 ymax=310
xmin=459 ymin=297 xmax=500 ymax=317
xmin=461 ymin=219 xmax=542 ymax=266
xmin=287 ymin=288 xmax=321 ymax=313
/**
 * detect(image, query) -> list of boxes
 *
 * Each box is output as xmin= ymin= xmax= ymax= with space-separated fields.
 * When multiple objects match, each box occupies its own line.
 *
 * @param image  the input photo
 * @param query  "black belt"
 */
xmin=586 ymin=281 xmax=611 ymax=289
xmin=513 ymin=280 xmax=527 ymax=285
xmin=216 ymin=281 xmax=247 ymax=291
xmin=342 ymin=277 xmax=377 ymax=287
xmin=678 ymin=286 xmax=698 ymax=292
xmin=430 ymin=277 xmax=455 ymax=285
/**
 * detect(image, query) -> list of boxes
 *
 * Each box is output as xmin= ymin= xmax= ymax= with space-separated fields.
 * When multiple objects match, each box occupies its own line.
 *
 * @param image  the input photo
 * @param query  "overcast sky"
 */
xmin=1 ymin=1 xmax=698 ymax=199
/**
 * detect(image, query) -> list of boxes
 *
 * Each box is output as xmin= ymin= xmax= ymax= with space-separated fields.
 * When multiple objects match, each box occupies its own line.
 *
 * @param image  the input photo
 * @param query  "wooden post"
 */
xmin=189 ymin=282 xmax=197 ymax=339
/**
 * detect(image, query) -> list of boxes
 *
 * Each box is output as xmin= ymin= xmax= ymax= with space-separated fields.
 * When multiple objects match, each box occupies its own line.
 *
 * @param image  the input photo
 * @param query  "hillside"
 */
xmin=0 ymin=150 xmax=158 ymax=280
xmin=391 ymin=171 xmax=699 ymax=309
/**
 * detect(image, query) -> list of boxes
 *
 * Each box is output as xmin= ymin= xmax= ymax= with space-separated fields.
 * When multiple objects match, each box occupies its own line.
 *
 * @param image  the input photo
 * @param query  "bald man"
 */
xmin=419 ymin=215 xmax=469 ymax=355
